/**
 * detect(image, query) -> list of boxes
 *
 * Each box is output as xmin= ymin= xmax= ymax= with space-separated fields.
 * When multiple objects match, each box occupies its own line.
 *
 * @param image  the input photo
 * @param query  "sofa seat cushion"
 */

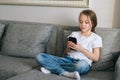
xmin=0 ymin=54 xmax=38 ymax=80
xmin=7 ymin=68 xmax=113 ymax=80
xmin=7 ymin=69 xmax=73 ymax=80
xmin=82 ymin=71 xmax=114 ymax=80
xmin=63 ymin=27 xmax=120 ymax=71
xmin=1 ymin=23 xmax=53 ymax=58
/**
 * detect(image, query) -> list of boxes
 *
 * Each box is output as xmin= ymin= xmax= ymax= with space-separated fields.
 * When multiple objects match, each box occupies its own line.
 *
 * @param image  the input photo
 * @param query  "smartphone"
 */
xmin=68 ymin=37 xmax=77 ymax=44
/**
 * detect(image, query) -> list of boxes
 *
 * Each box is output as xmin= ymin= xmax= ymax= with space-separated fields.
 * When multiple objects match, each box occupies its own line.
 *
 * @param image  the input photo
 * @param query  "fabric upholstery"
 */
xmin=1 ymin=23 xmax=53 ymax=58
xmin=0 ymin=23 xmax=5 ymax=39
xmin=0 ymin=23 xmax=5 ymax=52
xmin=115 ymin=56 xmax=120 ymax=80
xmin=7 ymin=68 xmax=113 ymax=80
xmin=0 ymin=54 xmax=38 ymax=80
xmin=91 ymin=28 xmax=120 ymax=70
xmin=7 ymin=69 xmax=73 ymax=80
xmin=63 ymin=27 xmax=120 ymax=71
xmin=46 ymin=26 xmax=57 ymax=55
xmin=82 ymin=71 xmax=114 ymax=80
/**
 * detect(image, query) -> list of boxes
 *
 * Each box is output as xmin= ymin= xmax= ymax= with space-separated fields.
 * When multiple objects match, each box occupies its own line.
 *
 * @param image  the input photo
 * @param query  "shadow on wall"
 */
xmin=113 ymin=0 xmax=120 ymax=28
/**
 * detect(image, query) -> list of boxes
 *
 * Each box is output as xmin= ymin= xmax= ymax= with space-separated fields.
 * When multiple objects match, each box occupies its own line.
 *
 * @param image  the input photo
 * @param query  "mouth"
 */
xmin=82 ymin=27 xmax=85 ymax=29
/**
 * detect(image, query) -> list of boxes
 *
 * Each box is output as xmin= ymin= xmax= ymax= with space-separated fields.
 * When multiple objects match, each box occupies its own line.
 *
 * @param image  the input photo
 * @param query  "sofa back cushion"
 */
xmin=0 ymin=23 xmax=6 ymax=52
xmin=63 ymin=27 xmax=120 ymax=71
xmin=1 ymin=23 xmax=53 ymax=58
xmin=46 ymin=25 xmax=57 ymax=55
xmin=0 ymin=23 xmax=5 ymax=39
xmin=91 ymin=28 xmax=120 ymax=70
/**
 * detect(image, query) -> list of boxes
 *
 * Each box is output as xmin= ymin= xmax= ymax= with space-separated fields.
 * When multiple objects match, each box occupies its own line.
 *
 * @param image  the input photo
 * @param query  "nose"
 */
xmin=82 ymin=22 xmax=86 ymax=26
xmin=80 ymin=22 xmax=86 ymax=28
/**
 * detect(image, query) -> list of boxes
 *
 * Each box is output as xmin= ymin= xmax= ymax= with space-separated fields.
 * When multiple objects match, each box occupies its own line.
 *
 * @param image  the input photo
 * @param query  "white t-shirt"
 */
xmin=68 ymin=31 xmax=102 ymax=66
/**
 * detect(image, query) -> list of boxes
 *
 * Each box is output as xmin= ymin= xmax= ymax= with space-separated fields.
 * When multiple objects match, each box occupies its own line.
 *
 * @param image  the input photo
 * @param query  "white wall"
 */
xmin=0 ymin=0 xmax=116 ymax=28
xmin=113 ymin=0 xmax=120 ymax=28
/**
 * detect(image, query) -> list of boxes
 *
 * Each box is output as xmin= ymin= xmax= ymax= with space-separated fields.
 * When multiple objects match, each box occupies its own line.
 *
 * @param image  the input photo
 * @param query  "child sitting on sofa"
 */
xmin=36 ymin=9 xmax=102 ymax=80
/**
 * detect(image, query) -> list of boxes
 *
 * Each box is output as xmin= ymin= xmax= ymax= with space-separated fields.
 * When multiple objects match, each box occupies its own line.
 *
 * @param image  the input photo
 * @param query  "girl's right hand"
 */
xmin=67 ymin=41 xmax=76 ymax=50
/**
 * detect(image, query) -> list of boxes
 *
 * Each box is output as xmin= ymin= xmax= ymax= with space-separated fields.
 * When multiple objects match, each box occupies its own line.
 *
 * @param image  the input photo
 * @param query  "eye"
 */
xmin=85 ymin=21 xmax=89 ymax=24
xmin=79 ymin=21 xmax=83 ymax=23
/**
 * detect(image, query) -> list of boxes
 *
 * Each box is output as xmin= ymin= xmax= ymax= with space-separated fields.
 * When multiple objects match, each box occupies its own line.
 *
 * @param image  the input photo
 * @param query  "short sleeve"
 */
xmin=92 ymin=36 xmax=103 ymax=48
xmin=67 ymin=32 xmax=78 ymax=38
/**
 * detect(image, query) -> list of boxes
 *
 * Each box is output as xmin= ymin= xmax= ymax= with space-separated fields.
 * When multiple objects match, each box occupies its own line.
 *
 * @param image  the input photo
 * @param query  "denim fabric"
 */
xmin=36 ymin=53 xmax=90 ymax=75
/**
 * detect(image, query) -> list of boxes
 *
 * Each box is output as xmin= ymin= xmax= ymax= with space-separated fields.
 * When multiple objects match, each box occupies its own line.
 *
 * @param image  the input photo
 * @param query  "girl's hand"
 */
xmin=67 ymin=41 xmax=75 ymax=49
xmin=64 ymin=41 xmax=71 ymax=54
xmin=74 ymin=43 xmax=84 ymax=51
xmin=68 ymin=41 xmax=83 ymax=51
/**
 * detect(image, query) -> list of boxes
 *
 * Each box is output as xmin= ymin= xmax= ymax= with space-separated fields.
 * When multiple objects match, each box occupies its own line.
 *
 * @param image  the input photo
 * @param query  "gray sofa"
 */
xmin=0 ymin=20 xmax=119 ymax=80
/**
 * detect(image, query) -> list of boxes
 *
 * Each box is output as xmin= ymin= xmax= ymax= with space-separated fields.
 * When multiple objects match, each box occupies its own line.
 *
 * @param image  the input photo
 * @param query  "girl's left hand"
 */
xmin=74 ymin=43 xmax=84 ymax=51
xmin=68 ymin=41 xmax=83 ymax=51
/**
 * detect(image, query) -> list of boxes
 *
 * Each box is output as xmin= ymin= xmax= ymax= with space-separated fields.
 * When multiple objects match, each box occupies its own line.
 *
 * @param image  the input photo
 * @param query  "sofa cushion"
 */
xmin=6 ymin=69 xmax=75 ymax=80
xmin=0 ymin=23 xmax=5 ymax=39
xmin=0 ymin=54 xmax=38 ymax=80
xmin=63 ymin=27 xmax=120 ymax=71
xmin=1 ymin=23 xmax=53 ymax=58
xmin=0 ymin=23 xmax=6 ymax=51
xmin=46 ymin=26 xmax=57 ymax=55
xmin=6 ymin=68 xmax=114 ymax=80
xmin=91 ymin=28 xmax=120 ymax=70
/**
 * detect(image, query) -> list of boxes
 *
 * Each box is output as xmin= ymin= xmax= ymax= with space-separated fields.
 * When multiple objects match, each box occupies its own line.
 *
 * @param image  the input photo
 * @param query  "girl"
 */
xmin=36 ymin=10 xmax=102 ymax=80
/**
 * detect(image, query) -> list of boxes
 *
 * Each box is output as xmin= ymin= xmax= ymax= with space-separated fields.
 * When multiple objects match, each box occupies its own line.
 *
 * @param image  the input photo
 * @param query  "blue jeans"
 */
xmin=36 ymin=53 xmax=90 ymax=75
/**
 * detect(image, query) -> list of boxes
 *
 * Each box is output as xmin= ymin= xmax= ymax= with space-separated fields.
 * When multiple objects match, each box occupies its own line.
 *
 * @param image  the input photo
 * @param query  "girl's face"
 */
xmin=79 ymin=14 xmax=92 ymax=33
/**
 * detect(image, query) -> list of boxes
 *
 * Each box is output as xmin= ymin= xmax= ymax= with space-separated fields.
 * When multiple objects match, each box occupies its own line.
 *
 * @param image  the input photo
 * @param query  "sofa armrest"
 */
xmin=114 ymin=55 xmax=120 ymax=80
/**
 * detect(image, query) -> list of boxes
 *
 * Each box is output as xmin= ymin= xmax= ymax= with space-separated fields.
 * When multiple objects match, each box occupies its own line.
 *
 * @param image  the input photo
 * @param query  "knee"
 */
xmin=75 ymin=60 xmax=90 ymax=75
xmin=36 ymin=53 xmax=45 ymax=63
